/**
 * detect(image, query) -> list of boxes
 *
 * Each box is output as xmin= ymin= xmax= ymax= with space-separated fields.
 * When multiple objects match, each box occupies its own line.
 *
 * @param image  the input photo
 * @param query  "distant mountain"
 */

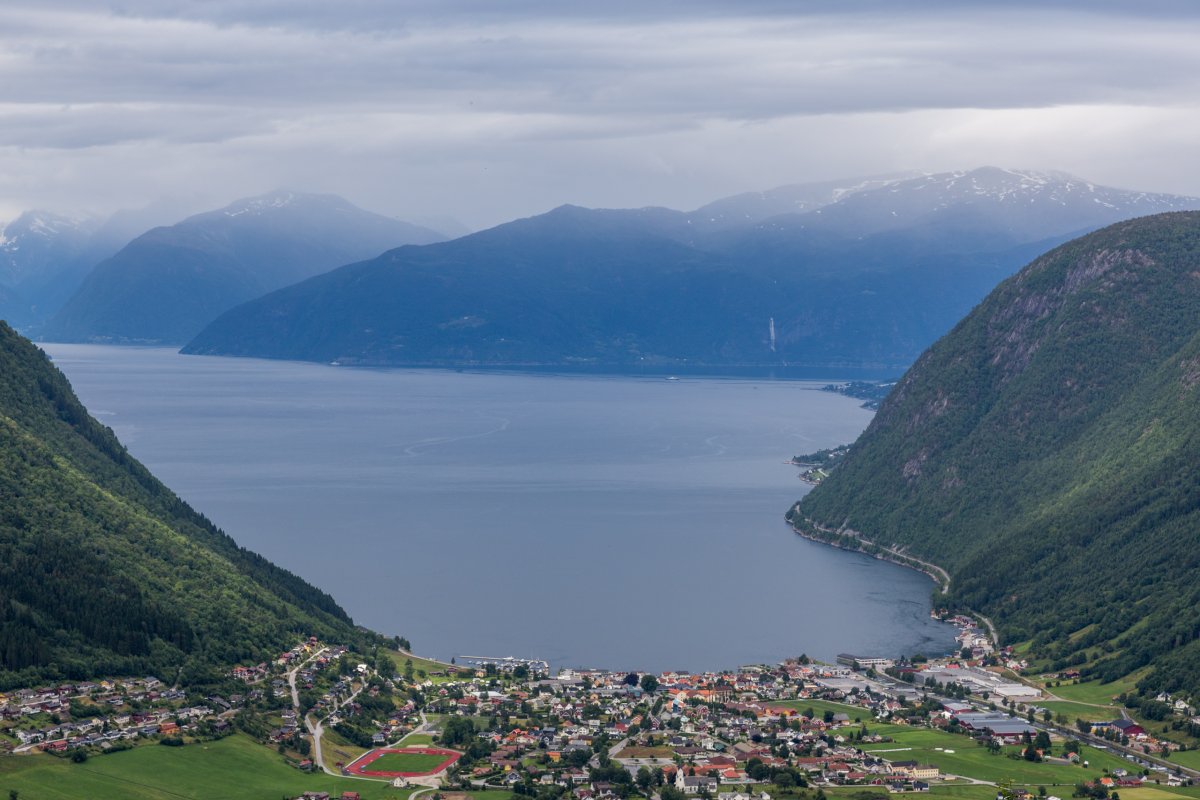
xmin=42 ymin=192 xmax=446 ymax=345
xmin=683 ymin=172 xmax=915 ymax=232
xmin=793 ymin=212 xmax=1200 ymax=699
xmin=184 ymin=169 xmax=1200 ymax=371
xmin=747 ymin=167 xmax=1200 ymax=248
xmin=0 ymin=321 xmax=362 ymax=687
xmin=0 ymin=211 xmax=106 ymax=326
xmin=188 ymin=205 xmax=773 ymax=365
xmin=0 ymin=211 xmax=97 ymax=288
xmin=0 ymin=199 xmax=210 ymax=330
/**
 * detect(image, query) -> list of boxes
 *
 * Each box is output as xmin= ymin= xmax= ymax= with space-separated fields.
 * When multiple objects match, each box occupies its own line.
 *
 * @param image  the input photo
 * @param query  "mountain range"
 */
xmin=40 ymin=192 xmax=446 ymax=345
xmin=5 ymin=178 xmax=1200 ymax=706
xmin=792 ymin=211 xmax=1200 ymax=699
xmin=183 ymin=168 xmax=1200 ymax=370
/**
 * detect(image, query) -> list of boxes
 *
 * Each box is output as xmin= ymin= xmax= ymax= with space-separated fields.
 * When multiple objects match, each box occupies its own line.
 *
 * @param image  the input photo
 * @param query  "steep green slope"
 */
xmin=792 ymin=212 xmax=1200 ymax=698
xmin=0 ymin=321 xmax=359 ymax=688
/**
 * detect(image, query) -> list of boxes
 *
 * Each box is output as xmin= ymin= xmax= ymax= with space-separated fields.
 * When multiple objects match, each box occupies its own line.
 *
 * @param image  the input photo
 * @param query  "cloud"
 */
xmin=1 ymin=2 xmax=1199 ymax=228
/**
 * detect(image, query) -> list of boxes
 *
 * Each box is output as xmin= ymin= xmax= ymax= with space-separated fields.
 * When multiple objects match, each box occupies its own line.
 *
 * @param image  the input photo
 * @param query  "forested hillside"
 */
xmin=792 ymin=212 xmax=1200 ymax=700
xmin=0 ymin=322 xmax=363 ymax=688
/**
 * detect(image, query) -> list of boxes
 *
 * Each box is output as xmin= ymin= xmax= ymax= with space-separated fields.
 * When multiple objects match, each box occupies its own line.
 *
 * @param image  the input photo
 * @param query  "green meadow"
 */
xmin=363 ymin=751 xmax=452 ymax=774
xmin=857 ymin=723 xmax=1131 ymax=785
xmin=0 ymin=735 xmax=410 ymax=800
xmin=1042 ymin=675 xmax=1141 ymax=705
xmin=772 ymin=698 xmax=873 ymax=722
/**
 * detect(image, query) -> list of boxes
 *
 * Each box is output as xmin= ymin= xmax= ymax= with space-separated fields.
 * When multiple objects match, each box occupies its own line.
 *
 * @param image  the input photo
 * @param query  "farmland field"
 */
xmin=0 ymin=734 xmax=410 ymax=800
xmin=857 ymin=723 xmax=1132 ymax=785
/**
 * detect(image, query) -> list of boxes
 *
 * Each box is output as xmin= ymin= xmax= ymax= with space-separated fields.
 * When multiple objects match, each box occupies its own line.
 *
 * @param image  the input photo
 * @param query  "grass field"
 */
xmin=1165 ymin=748 xmax=1200 ymax=770
xmin=321 ymin=726 xmax=370 ymax=771
xmin=363 ymin=751 xmax=453 ymax=774
xmin=857 ymin=723 xmax=1132 ymax=785
xmin=0 ymin=734 xmax=413 ymax=800
xmin=924 ymin=785 xmax=1010 ymax=800
xmin=617 ymin=746 xmax=675 ymax=759
xmin=388 ymin=651 xmax=463 ymax=683
xmin=399 ymin=732 xmax=436 ymax=746
xmin=1120 ymin=787 xmax=1200 ymax=800
xmin=808 ymin=784 xmax=999 ymax=800
xmin=1039 ymin=700 xmax=1119 ymax=723
xmin=465 ymin=792 xmax=517 ymax=800
xmin=772 ymin=698 xmax=873 ymax=722
xmin=1043 ymin=674 xmax=1142 ymax=705
xmin=427 ymin=713 xmax=493 ymax=732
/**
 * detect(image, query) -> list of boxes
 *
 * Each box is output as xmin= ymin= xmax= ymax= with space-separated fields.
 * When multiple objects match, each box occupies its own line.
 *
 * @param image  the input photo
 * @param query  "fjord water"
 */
xmin=45 ymin=345 xmax=957 ymax=672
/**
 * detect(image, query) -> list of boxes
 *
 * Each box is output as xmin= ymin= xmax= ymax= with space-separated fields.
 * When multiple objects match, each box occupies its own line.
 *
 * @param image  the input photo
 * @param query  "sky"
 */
xmin=3 ymin=0 xmax=1200 ymax=232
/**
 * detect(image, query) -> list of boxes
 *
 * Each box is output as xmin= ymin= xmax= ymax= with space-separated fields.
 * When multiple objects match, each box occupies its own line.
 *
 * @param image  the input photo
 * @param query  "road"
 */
xmin=279 ymin=646 xmax=375 ymax=780
xmin=1036 ymin=716 xmax=1197 ymax=780
xmin=798 ymin=517 xmax=952 ymax=594
xmin=307 ymin=679 xmax=367 ymax=778
xmin=991 ymin=672 xmax=1192 ymax=776
xmin=862 ymin=664 xmax=1200 ymax=784
xmin=918 ymin=680 xmax=1200 ymax=782
xmin=286 ymin=646 xmax=329 ymax=711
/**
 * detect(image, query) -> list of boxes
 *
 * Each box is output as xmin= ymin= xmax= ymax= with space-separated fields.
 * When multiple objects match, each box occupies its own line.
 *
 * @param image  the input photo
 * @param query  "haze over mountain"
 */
xmin=0 ymin=322 xmax=364 ymax=688
xmin=792 ymin=211 xmax=1200 ymax=699
xmin=0 ymin=212 xmax=105 ymax=327
xmin=184 ymin=168 xmax=1200 ymax=371
xmin=42 ymin=192 xmax=446 ymax=345
xmin=0 ymin=198 xmax=217 ymax=331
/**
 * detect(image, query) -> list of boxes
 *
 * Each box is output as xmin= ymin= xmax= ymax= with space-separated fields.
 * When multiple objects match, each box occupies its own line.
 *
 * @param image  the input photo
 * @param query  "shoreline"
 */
xmin=787 ymin=509 xmax=951 ymax=593
xmin=787 ymin=509 xmax=1000 ymax=646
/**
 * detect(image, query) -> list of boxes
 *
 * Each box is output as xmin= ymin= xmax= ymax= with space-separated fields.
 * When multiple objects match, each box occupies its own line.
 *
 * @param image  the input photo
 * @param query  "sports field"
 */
xmin=344 ymin=746 xmax=460 ymax=778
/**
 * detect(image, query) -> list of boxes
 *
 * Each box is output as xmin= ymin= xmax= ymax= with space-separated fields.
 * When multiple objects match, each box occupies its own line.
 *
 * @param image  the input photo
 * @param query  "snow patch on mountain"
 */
xmin=222 ymin=191 xmax=302 ymax=217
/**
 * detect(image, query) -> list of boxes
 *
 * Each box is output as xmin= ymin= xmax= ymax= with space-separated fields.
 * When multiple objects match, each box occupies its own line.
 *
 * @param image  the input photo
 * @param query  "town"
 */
xmin=2 ymin=620 xmax=1199 ymax=800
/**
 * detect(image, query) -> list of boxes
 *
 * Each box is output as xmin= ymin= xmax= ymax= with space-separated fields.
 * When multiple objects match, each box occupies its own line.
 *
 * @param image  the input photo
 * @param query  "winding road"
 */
xmin=306 ymin=680 xmax=366 ymax=777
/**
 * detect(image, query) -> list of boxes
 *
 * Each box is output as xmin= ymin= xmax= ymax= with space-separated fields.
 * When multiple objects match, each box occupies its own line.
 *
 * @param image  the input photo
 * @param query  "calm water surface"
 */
xmin=45 ymin=345 xmax=957 ymax=672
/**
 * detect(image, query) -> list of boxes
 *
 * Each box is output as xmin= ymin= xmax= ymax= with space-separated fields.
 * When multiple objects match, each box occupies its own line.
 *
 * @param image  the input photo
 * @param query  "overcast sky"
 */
xmin=3 ymin=1 xmax=1200 ymax=231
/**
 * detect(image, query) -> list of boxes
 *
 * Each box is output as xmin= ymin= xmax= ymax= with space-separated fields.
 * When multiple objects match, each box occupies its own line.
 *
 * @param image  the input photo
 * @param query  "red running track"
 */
xmin=343 ymin=746 xmax=461 ymax=779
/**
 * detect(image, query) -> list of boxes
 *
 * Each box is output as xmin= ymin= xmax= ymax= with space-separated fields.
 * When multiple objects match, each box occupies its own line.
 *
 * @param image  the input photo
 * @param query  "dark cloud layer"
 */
xmin=2 ymin=1 xmax=1199 ymax=228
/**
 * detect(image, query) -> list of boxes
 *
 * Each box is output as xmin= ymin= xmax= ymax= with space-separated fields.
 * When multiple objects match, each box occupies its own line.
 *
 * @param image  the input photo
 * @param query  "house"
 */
xmin=718 ymin=792 xmax=771 ymax=800
xmin=719 ymin=769 xmax=750 ymax=784
xmin=677 ymin=773 xmax=720 ymax=795
xmin=1112 ymin=719 xmax=1145 ymax=737
xmin=888 ymin=762 xmax=939 ymax=780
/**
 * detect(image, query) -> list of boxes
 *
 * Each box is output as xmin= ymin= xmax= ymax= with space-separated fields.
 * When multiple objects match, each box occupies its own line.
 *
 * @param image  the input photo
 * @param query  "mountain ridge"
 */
xmin=0 ymin=321 xmax=365 ymax=688
xmin=41 ymin=191 xmax=446 ymax=345
xmin=792 ymin=210 xmax=1200 ymax=699
xmin=184 ymin=169 xmax=1200 ymax=370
